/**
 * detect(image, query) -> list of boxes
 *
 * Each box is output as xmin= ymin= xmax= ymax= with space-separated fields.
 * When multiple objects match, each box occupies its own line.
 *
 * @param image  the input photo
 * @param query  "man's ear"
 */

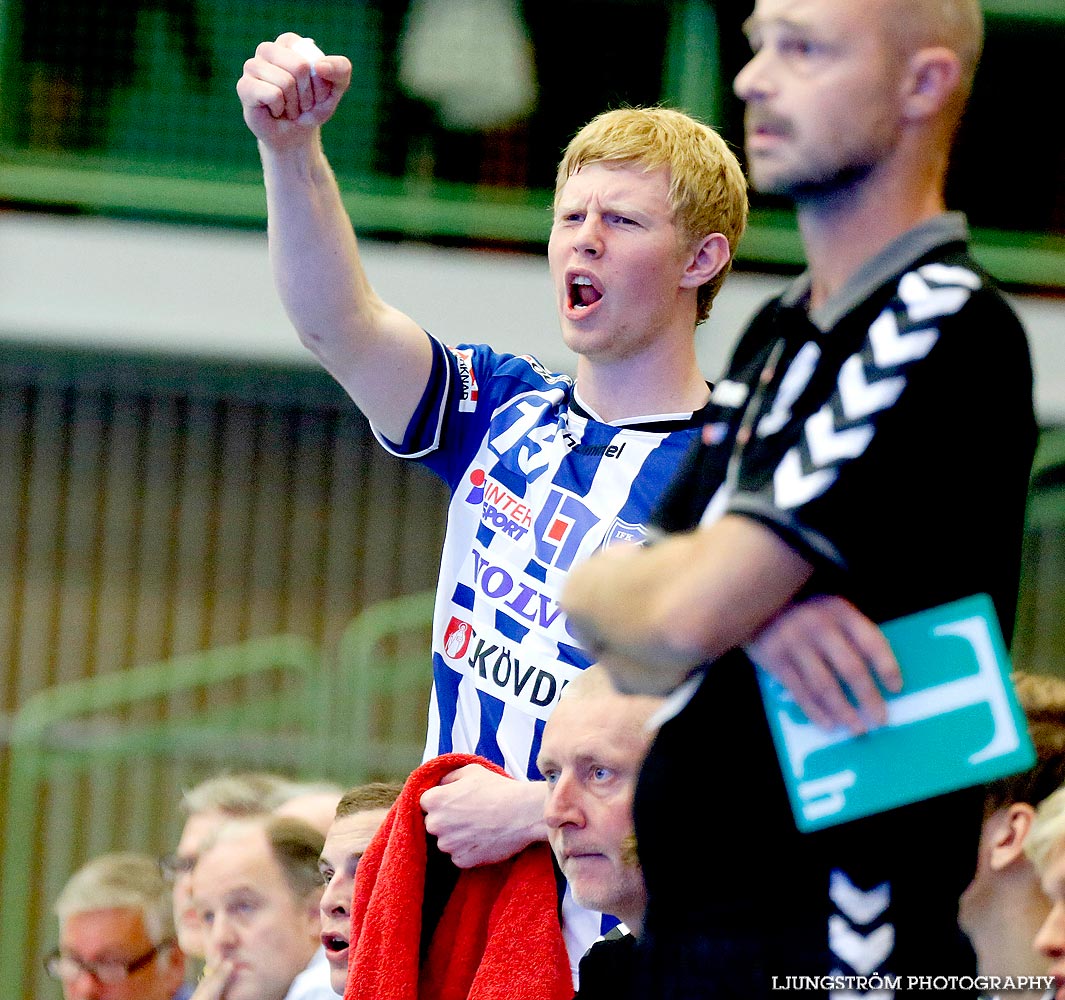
xmin=901 ymin=46 xmax=963 ymax=121
xmin=680 ymin=233 xmax=731 ymax=288
xmin=989 ymin=802 xmax=1037 ymax=872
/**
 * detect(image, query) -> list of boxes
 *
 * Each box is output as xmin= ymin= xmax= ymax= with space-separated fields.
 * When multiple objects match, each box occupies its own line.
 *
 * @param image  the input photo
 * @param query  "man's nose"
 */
xmin=544 ymin=774 xmax=585 ymax=829
xmin=734 ymin=47 xmax=775 ymax=103
xmin=321 ymin=874 xmax=350 ymax=918
xmin=572 ymin=216 xmax=604 ymax=258
xmin=64 ymin=967 xmax=104 ymax=1000
xmin=1034 ymin=903 xmax=1065 ymax=959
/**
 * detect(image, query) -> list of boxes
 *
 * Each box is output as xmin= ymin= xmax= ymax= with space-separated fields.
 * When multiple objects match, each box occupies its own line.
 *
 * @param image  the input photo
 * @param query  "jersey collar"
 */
xmin=780 ymin=212 xmax=970 ymax=333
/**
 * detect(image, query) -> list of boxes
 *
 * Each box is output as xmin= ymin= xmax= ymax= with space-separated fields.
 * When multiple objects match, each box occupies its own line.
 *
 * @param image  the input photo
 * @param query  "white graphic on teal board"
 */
xmin=758 ymin=593 xmax=1035 ymax=832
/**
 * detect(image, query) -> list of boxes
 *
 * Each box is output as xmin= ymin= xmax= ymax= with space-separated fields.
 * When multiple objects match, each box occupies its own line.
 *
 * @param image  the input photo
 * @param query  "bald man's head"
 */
xmin=877 ymin=0 xmax=983 ymax=94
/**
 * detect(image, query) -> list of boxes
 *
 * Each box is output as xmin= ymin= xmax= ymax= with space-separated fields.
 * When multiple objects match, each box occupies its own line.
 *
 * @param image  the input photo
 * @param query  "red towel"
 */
xmin=344 ymin=753 xmax=573 ymax=1000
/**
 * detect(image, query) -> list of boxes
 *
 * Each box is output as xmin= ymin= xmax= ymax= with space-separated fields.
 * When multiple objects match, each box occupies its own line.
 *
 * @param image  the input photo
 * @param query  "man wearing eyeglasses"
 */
xmin=47 ymin=852 xmax=189 ymax=1000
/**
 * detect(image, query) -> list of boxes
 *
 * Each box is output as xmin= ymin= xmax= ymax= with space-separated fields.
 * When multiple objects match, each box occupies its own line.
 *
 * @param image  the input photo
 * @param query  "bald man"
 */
xmin=562 ymin=1 xmax=1036 ymax=996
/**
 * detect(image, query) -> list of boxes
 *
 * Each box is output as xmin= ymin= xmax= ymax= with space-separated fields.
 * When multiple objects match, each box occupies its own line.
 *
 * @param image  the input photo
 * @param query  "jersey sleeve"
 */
xmin=372 ymin=334 xmax=572 ymax=493
xmin=723 ymin=263 xmax=1035 ymax=616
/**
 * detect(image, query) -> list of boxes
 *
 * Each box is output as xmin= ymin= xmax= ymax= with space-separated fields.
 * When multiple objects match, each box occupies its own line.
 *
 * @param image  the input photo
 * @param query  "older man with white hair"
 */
xmin=48 ymin=852 xmax=189 ymax=1000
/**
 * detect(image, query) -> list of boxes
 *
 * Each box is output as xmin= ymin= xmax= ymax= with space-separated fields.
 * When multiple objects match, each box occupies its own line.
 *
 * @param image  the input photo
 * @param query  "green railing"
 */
xmin=0 ymin=634 xmax=326 ymax=1000
xmin=0 ymin=586 xmax=442 ymax=1000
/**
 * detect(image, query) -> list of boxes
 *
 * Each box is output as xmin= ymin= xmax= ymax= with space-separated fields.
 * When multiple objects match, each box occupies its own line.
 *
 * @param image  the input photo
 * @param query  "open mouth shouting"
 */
xmin=567 ymin=272 xmax=604 ymax=314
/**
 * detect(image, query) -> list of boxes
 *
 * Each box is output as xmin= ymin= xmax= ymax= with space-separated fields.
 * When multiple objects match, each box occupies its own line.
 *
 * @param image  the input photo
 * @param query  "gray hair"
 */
xmin=55 ymin=852 xmax=176 ymax=943
xmin=179 ymin=771 xmax=294 ymax=817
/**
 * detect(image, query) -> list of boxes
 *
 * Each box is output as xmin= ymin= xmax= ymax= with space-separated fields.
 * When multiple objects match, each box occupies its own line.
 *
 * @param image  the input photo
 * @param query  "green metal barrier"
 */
xmin=0 ymin=633 xmax=325 ymax=1000
xmin=333 ymin=588 xmax=436 ymax=784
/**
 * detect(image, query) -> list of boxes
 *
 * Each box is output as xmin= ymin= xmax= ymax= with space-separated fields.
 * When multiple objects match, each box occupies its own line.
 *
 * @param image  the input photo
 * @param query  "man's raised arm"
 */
xmin=236 ymin=33 xmax=432 ymax=443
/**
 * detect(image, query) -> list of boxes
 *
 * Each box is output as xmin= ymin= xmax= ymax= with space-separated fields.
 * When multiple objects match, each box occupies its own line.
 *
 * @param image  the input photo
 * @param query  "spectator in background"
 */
xmin=1024 ymin=784 xmax=1065 ymax=995
xmin=960 ymin=672 xmax=1065 ymax=996
xmin=165 ymin=772 xmax=292 ymax=962
xmin=47 ymin=852 xmax=189 ymax=1000
xmin=318 ymin=782 xmax=405 ymax=993
xmin=536 ymin=666 xmax=663 ymax=999
xmin=274 ymin=780 xmax=346 ymax=838
xmin=190 ymin=816 xmax=333 ymax=1000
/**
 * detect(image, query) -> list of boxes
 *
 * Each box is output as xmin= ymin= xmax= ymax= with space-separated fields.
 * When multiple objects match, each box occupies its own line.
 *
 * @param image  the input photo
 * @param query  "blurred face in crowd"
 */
xmin=194 ymin=827 xmax=320 ymax=1000
xmin=54 ymin=906 xmax=184 ymax=1000
xmin=275 ymin=791 xmax=343 ymax=838
xmin=169 ymin=809 xmax=227 ymax=958
xmin=318 ymin=808 xmax=391 ymax=993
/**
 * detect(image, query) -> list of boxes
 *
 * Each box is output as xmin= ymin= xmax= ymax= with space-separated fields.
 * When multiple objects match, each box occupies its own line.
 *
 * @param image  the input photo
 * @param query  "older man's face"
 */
xmin=57 ymin=907 xmax=184 ymax=1000
xmin=537 ymin=689 xmax=657 ymax=927
xmin=194 ymin=829 xmax=320 ymax=1000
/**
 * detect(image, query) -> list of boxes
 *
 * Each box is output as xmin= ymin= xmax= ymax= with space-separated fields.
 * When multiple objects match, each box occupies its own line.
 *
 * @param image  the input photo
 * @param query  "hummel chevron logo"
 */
xmin=868 ymin=310 xmax=938 ymax=369
xmin=806 ymin=407 xmax=874 ymax=466
xmin=898 ymin=270 xmax=973 ymax=325
xmin=838 ymin=355 xmax=906 ymax=422
xmin=829 ymin=915 xmax=895 ymax=975
xmin=759 ymin=342 xmax=821 ymax=438
xmin=830 ymin=870 xmax=890 ymax=925
xmin=917 ymin=262 xmax=981 ymax=290
xmin=775 ymin=448 xmax=837 ymax=509
xmin=770 ymin=261 xmax=976 ymax=511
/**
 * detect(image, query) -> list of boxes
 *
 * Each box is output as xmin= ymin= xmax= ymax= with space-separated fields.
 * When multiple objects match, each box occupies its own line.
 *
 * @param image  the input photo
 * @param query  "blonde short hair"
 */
xmin=555 ymin=107 xmax=748 ymax=324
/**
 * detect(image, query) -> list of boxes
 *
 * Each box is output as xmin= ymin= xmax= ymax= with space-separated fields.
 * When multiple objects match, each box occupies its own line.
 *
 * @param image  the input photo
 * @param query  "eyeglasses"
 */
xmin=43 ymin=939 xmax=174 ymax=984
xmin=158 ymin=852 xmax=196 ymax=882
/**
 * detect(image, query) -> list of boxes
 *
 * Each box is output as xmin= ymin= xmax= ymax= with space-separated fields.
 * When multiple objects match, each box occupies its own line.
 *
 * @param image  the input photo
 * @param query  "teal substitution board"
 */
xmin=758 ymin=593 xmax=1035 ymax=832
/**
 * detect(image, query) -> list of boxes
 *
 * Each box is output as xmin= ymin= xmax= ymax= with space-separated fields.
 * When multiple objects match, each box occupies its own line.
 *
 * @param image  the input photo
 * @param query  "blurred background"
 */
xmin=0 ymin=1 xmax=1062 ymax=996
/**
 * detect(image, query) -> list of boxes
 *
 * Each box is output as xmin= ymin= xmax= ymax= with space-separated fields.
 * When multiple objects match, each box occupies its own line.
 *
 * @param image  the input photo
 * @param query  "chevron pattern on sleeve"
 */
xmin=773 ymin=264 xmax=980 ymax=512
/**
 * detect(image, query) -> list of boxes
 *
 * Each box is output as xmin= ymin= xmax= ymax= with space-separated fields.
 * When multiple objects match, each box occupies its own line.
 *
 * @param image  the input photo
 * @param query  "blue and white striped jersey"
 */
xmin=375 ymin=335 xmax=710 ymax=970
xmin=376 ymin=335 xmax=710 ymax=779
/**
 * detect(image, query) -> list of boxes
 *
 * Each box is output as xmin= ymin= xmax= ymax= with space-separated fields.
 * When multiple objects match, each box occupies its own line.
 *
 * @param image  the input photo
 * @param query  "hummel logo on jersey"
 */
xmin=774 ymin=264 xmax=977 ymax=511
xmin=571 ymin=442 xmax=627 ymax=458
